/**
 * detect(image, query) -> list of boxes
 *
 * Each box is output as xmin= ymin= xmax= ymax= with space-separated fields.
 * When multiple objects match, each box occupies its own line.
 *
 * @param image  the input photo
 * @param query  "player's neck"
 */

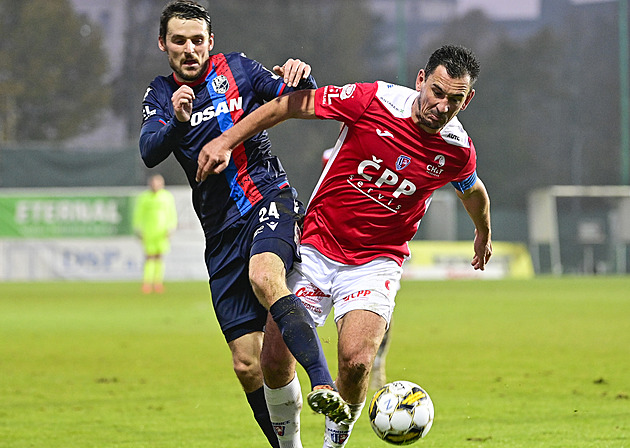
xmin=173 ymin=61 xmax=212 ymax=87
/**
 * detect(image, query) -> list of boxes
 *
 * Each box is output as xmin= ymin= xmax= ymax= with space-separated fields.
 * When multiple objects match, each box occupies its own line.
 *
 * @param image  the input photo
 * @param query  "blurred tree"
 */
xmin=467 ymin=28 xmax=568 ymax=208
xmin=118 ymin=0 xmax=375 ymax=193
xmin=0 ymin=0 xmax=110 ymax=142
xmin=561 ymin=7 xmax=621 ymax=186
xmin=112 ymin=0 xmax=165 ymax=142
xmin=421 ymin=9 xmax=623 ymax=208
xmin=218 ymin=0 xmax=375 ymax=196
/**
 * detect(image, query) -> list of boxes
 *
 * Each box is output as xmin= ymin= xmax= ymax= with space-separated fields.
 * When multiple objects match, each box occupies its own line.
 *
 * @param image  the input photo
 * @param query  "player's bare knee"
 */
xmin=249 ymin=263 xmax=271 ymax=292
xmin=340 ymin=357 xmax=371 ymax=384
xmin=249 ymin=268 xmax=288 ymax=308
xmin=232 ymin=357 xmax=262 ymax=388
xmin=248 ymin=266 xmax=269 ymax=295
xmin=249 ymin=252 xmax=290 ymax=306
xmin=232 ymin=347 xmax=259 ymax=373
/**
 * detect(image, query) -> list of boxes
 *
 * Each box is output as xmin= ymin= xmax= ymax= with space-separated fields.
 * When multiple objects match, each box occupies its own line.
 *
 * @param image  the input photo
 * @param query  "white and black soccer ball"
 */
xmin=368 ymin=381 xmax=434 ymax=445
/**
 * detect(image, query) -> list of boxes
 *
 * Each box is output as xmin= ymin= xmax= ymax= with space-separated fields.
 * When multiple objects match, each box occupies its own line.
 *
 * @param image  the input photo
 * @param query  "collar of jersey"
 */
xmin=173 ymin=61 xmax=212 ymax=88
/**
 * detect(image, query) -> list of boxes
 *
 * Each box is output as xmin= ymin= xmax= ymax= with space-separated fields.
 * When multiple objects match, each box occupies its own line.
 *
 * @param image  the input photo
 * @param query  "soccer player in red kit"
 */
xmin=197 ymin=45 xmax=492 ymax=448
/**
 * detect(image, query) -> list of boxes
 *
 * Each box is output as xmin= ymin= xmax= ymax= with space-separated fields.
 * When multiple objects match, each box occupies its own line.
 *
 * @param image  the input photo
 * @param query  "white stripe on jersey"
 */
xmin=308 ymin=125 xmax=348 ymax=207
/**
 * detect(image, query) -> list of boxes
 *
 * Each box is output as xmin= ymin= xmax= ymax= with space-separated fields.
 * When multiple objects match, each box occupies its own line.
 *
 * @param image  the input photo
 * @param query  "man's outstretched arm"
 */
xmin=196 ymin=89 xmax=317 ymax=182
xmin=456 ymin=178 xmax=492 ymax=270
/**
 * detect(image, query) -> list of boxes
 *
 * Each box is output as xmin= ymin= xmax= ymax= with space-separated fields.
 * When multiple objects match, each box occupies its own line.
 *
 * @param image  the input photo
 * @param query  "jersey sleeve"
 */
xmin=451 ymin=170 xmax=477 ymax=192
xmin=450 ymin=137 xmax=478 ymax=192
xmin=139 ymin=79 xmax=191 ymax=168
xmin=239 ymin=53 xmax=317 ymax=102
xmin=313 ymin=82 xmax=377 ymax=124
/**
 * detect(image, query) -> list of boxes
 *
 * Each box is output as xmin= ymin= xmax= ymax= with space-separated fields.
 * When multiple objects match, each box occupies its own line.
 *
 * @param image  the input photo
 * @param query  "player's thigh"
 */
xmin=154 ymin=236 xmax=170 ymax=255
xmin=143 ymin=235 xmax=164 ymax=255
xmin=249 ymin=251 xmax=291 ymax=308
xmin=205 ymin=228 xmax=268 ymax=341
xmin=336 ymin=309 xmax=387 ymax=368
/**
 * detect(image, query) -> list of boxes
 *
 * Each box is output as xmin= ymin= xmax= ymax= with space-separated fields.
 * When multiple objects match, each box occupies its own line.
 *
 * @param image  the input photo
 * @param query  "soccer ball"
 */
xmin=368 ymin=381 xmax=434 ymax=445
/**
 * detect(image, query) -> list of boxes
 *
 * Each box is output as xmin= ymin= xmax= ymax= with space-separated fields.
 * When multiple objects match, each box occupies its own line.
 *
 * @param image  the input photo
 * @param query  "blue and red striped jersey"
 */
xmin=139 ymin=52 xmax=316 ymax=238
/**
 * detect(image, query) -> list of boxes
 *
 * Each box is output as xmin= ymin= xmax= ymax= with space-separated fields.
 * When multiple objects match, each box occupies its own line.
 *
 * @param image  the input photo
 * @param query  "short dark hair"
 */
xmin=425 ymin=45 xmax=480 ymax=85
xmin=159 ymin=0 xmax=212 ymax=42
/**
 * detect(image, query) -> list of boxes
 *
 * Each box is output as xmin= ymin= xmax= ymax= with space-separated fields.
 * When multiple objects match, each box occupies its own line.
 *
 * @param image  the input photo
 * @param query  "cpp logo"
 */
xmin=357 ymin=156 xmax=416 ymax=198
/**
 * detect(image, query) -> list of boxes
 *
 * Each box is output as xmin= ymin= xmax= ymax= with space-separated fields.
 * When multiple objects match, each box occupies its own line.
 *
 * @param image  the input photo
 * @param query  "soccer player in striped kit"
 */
xmin=197 ymin=45 xmax=493 ymax=448
xmin=139 ymin=2 xmax=349 ymax=447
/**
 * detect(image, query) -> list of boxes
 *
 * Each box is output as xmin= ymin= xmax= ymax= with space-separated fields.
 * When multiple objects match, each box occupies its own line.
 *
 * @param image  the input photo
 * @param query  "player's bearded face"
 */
xmin=161 ymin=18 xmax=213 ymax=82
xmin=414 ymin=66 xmax=472 ymax=134
xmin=416 ymin=96 xmax=448 ymax=132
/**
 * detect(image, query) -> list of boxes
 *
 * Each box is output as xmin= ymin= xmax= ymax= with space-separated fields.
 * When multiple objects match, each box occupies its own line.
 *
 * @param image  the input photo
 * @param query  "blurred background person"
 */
xmin=133 ymin=174 xmax=178 ymax=293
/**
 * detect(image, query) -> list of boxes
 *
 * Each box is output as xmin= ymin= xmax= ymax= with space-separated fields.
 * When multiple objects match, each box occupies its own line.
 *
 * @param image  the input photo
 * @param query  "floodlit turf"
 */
xmin=1 ymin=277 xmax=629 ymax=447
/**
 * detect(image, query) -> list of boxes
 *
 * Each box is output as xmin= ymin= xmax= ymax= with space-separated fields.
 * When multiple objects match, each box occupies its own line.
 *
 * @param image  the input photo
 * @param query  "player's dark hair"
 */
xmin=160 ymin=0 xmax=212 ymax=42
xmin=425 ymin=45 xmax=480 ymax=85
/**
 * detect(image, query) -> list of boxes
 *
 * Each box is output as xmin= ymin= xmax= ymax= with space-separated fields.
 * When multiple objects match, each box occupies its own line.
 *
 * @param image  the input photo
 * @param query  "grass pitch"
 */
xmin=1 ymin=277 xmax=629 ymax=447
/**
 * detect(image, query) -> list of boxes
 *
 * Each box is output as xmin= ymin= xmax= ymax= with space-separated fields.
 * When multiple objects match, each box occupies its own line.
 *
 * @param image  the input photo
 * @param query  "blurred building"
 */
xmin=70 ymin=0 xmax=128 ymax=80
xmin=66 ymin=0 xmax=130 ymax=148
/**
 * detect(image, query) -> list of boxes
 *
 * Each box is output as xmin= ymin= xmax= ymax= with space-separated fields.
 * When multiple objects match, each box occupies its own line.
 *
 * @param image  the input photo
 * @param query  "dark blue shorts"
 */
xmin=205 ymin=188 xmax=304 ymax=342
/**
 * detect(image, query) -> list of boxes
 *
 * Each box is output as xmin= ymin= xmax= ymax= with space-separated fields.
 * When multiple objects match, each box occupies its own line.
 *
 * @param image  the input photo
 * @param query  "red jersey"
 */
xmin=304 ymin=81 xmax=477 ymax=265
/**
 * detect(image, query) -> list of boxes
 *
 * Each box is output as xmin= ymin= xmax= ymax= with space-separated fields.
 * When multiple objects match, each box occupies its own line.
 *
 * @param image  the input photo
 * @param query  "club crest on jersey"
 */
xmin=212 ymin=75 xmax=230 ymax=94
xmin=396 ymin=155 xmax=411 ymax=171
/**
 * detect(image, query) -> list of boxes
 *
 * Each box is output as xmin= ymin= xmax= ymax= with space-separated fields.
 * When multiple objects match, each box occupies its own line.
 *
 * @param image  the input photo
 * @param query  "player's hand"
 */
xmin=196 ymin=137 xmax=232 ymax=182
xmin=172 ymin=85 xmax=195 ymax=122
xmin=471 ymin=229 xmax=492 ymax=271
xmin=273 ymin=58 xmax=311 ymax=88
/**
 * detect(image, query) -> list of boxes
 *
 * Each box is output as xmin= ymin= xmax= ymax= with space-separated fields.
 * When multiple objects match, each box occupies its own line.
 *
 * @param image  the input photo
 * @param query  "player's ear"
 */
xmin=415 ymin=69 xmax=426 ymax=91
xmin=460 ymin=88 xmax=475 ymax=111
xmin=208 ymin=33 xmax=215 ymax=51
xmin=158 ymin=36 xmax=166 ymax=52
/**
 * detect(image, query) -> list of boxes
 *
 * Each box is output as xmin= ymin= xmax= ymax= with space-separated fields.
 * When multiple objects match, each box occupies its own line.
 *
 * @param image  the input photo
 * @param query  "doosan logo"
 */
xmin=190 ymin=97 xmax=243 ymax=126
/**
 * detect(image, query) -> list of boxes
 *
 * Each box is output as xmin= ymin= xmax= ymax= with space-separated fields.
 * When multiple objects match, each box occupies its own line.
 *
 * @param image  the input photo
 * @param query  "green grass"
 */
xmin=1 ymin=278 xmax=629 ymax=447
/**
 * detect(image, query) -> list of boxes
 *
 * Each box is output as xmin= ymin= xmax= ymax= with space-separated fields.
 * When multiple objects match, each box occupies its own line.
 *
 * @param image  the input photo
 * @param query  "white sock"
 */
xmin=323 ymin=401 xmax=365 ymax=448
xmin=264 ymin=375 xmax=303 ymax=448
